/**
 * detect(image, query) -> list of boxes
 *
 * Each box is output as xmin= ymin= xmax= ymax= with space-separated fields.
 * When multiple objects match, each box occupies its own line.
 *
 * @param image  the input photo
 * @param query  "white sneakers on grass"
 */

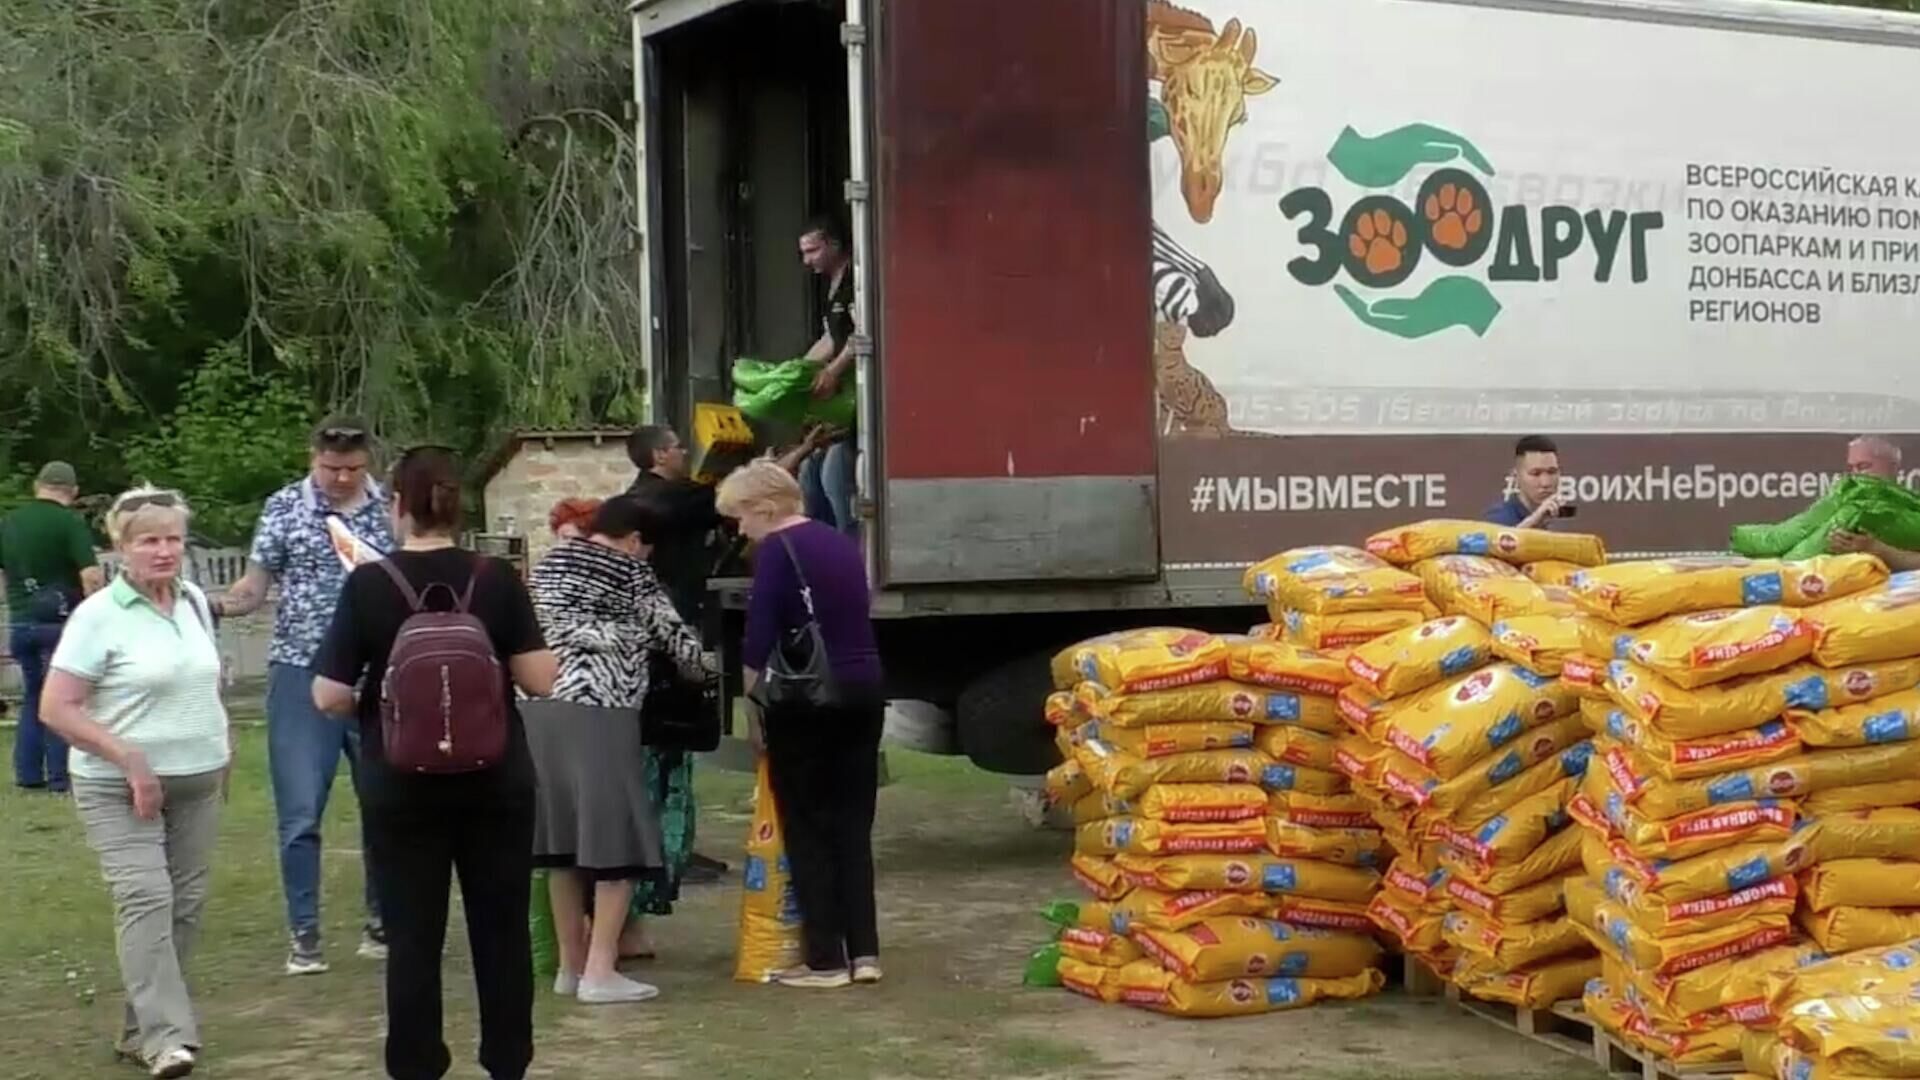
xmin=554 ymin=969 xmax=660 ymax=1004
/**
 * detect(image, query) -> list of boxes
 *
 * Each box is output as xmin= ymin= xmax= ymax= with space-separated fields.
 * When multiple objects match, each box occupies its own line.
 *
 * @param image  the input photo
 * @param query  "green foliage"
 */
xmin=0 ymin=0 xmax=646 ymax=539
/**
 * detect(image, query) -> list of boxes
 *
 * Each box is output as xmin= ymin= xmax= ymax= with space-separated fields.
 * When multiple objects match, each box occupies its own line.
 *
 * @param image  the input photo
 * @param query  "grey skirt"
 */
xmin=523 ymin=698 xmax=665 ymax=877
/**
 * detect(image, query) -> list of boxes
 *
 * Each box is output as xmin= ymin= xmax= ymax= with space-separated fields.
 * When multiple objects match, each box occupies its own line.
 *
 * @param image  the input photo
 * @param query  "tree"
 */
xmin=0 ymin=0 xmax=646 ymax=539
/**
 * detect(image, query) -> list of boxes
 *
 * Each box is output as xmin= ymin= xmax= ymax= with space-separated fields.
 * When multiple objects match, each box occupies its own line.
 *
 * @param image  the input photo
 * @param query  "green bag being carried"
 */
xmin=1732 ymin=474 xmax=1920 ymax=559
xmin=732 ymin=357 xmax=856 ymax=431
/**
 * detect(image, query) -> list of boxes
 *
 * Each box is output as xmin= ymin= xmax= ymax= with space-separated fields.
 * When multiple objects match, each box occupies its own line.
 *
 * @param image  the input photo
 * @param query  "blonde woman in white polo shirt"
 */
xmin=41 ymin=486 xmax=228 ymax=1080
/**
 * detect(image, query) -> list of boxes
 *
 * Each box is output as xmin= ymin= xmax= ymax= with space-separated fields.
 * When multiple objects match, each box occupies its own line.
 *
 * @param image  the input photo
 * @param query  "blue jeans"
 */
xmin=799 ymin=440 xmax=857 ymax=536
xmin=267 ymin=662 xmax=379 ymax=937
xmin=11 ymin=622 xmax=69 ymax=790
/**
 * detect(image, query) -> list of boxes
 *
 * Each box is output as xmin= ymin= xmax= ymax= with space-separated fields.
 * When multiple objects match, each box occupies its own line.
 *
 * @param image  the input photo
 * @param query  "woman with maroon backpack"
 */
xmin=311 ymin=446 xmax=558 ymax=1080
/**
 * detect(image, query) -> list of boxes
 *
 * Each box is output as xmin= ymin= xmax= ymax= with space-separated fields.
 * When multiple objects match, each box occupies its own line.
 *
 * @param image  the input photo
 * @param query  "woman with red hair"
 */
xmin=547 ymin=498 xmax=602 ymax=542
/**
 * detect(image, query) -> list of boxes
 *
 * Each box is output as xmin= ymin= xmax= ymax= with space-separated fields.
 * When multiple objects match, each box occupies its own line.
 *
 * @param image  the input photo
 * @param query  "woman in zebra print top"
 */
xmin=527 ymin=495 xmax=709 ymax=1004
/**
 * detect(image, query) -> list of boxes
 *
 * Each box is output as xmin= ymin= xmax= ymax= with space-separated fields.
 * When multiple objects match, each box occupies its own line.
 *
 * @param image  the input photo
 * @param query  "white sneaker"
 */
xmin=553 ymin=969 xmax=580 ymax=996
xmin=576 ymin=973 xmax=661 ymax=1005
xmin=149 ymin=1046 xmax=196 ymax=1078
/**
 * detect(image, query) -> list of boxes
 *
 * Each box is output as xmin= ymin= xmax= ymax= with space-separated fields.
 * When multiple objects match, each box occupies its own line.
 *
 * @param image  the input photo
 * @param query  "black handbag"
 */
xmin=641 ymin=651 xmax=721 ymax=753
xmin=748 ymin=532 xmax=841 ymax=710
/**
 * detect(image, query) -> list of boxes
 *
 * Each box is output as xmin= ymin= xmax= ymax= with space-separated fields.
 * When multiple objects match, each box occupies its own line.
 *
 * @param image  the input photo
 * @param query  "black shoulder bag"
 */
xmin=642 ymin=651 xmax=721 ymax=753
xmin=748 ymin=532 xmax=840 ymax=710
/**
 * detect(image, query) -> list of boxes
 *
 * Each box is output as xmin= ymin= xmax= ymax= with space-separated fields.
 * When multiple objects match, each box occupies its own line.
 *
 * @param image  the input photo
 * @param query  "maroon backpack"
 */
xmin=375 ymin=558 xmax=508 ymax=773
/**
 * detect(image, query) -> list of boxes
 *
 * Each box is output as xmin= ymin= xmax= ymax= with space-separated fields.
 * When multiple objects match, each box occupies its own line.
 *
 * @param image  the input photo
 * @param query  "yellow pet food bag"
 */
xmin=1593 ymin=899 xmax=1794 ymax=978
xmin=1444 ymin=870 xmax=1572 ymax=925
xmin=1587 ymin=700 xmax=1801 ymax=781
xmin=1270 ymin=895 xmax=1377 ymax=934
xmin=1057 ymin=955 xmax=1130 ymax=1003
xmin=1379 ymin=663 xmax=1579 ymax=780
xmin=1366 ymin=519 xmax=1607 ymax=567
xmin=1611 ymin=941 xmax=1827 ymax=1028
xmin=1045 ymin=690 xmax=1078 ymax=727
xmin=1267 ymin=790 xmax=1377 ymax=831
xmin=1778 ymin=1010 xmax=1920 ymax=1080
xmin=1526 ymin=560 xmax=1586 ymax=587
xmin=1606 ymin=872 xmax=1801 ymax=938
xmin=733 ymin=762 xmax=802 ymax=983
xmin=1137 ymin=783 xmax=1268 ymax=823
xmin=1117 ymin=852 xmax=1380 ymax=902
xmin=1765 ymin=940 xmax=1920 ymax=1011
xmin=1256 ymin=726 xmax=1337 ymax=771
xmin=1442 ymin=910 xmax=1588 ymax=970
xmin=1119 ymin=967 xmax=1385 ymax=1018
xmin=1808 ymin=570 xmax=1920 ymax=667
xmin=1425 ymin=782 xmax=1573 ymax=872
xmin=1383 ymin=858 xmax=1453 ymax=911
xmin=1456 ymin=953 xmax=1600 ymax=1009
xmin=1075 ymin=739 xmax=1271 ymax=799
xmin=1059 ymin=924 xmax=1145 ymax=967
xmin=1568 ymin=791 xmax=1798 ymax=862
xmin=1046 ymin=758 xmax=1093 ymax=807
xmin=1077 ymin=720 xmax=1254 ymax=760
xmin=1368 ymin=890 xmax=1451 ymax=954
xmin=1802 ymin=859 xmax=1920 ymax=912
xmin=1570 ymin=555 xmax=1885 ymax=626
xmin=1051 ymin=628 xmax=1231 ymax=693
xmin=1071 ymin=790 xmax=1135 ymax=825
xmin=1088 ymin=681 xmax=1341 ymax=732
xmin=1076 ymin=817 xmax=1269 ymax=858
xmin=1345 ymin=617 xmax=1494 ymax=700
xmin=1790 ymin=687 xmax=1920 ymax=749
xmin=1228 ymin=640 xmax=1353 ymax=697
xmin=1335 ymin=684 xmax=1397 ymax=739
xmin=1805 ymin=781 xmax=1920 ymax=814
xmin=1243 ymin=545 xmax=1428 ymax=613
xmin=1586 ymin=827 xmax=1816 ymax=906
xmin=1133 ymin=916 xmax=1383 ymax=982
xmin=1383 ymin=713 xmax=1590 ymax=819
xmin=1799 ymin=905 xmax=1920 ymax=955
xmin=1111 ymin=886 xmax=1270 ymax=933
xmin=1587 ymin=740 xmax=1817 ymax=821
xmin=1561 ymin=654 xmax=1612 ymax=701
xmin=1266 ymin=820 xmax=1386 ymax=867
xmin=1806 ymin=806 xmax=1920 ymax=861
xmin=1453 ymin=579 xmax=1578 ymax=626
xmin=1439 ymin=824 xmax=1584 ymax=895
xmin=1416 ymin=554 xmax=1526 ymax=614
xmin=1069 ymin=853 xmax=1132 ymax=901
xmin=1627 ymin=608 xmax=1815 ymax=689
xmin=1491 ymin=615 xmax=1596 ymax=677
xmin=1280 ymin=607 xmax=1427 ymax=650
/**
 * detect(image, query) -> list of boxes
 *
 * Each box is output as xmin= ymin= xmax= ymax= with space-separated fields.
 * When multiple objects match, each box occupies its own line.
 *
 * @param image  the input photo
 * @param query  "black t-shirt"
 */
xmin=312 ymin=548 xmax=547 ymax=799
xmin=626 ymin=471 xmax=723 ymax=623
xmin=825 ymin=268 xmax=855 ymax=357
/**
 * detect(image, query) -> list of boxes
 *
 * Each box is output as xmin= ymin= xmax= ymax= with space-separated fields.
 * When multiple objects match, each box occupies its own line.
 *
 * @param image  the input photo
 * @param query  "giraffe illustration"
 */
xmin=1147 ymin=1 xmax=1278 ymax=225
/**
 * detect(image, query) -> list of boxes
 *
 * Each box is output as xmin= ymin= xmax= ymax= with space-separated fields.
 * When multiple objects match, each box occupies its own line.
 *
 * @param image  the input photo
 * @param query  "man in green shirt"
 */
xmin=3 ymin=461 xmax=104 ymax=791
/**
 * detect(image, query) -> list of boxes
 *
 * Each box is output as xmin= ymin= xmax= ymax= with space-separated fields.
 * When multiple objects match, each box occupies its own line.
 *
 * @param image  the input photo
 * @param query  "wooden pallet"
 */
xmin=1443 ymin=989 xmax=1747 ymax=1080
xmin=1397 ymin=952 xmax=1448 ymax=998
xmin=1445 ymin=985 xmax=1596 ymax=1060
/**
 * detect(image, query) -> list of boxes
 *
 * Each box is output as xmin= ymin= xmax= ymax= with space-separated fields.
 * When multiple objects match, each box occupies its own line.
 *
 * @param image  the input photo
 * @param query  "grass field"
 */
xmin=0 ymin=709 xmax=1597 ymax=1080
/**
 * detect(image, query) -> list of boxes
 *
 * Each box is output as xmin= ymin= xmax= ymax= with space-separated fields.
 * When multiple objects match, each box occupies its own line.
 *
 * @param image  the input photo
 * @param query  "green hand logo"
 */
xmin=1328 ymin=123 xmax=1496 ymax=188
xmin=1334 ymin=277 xmax=1503 ymax=339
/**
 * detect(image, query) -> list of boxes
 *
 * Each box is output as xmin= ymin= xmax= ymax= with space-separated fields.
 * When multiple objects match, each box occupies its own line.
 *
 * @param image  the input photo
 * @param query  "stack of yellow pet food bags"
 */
xmin=1353 ymin=522 xmax=1606 ymax=1006
xmin=1560 ymin=555 xmax=1896 ymax=1067
xmin=1742 ymin=940 xmax=1920 ymax=1080
xmin=1044 ymin=627 xmax=1387 ymax=1016
xmin=1792 ymin=569 xmax=1920 ymax=957
xmin=1243 ymin=545 xmax=1434 ymax=655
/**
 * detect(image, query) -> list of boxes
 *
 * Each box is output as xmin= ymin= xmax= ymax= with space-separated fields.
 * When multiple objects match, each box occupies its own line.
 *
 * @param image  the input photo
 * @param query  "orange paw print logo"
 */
xmin=1348 ymin=209 xmax=1408 ymax=277
xmin=1424 ymin=182 xmax=1484 ymax=252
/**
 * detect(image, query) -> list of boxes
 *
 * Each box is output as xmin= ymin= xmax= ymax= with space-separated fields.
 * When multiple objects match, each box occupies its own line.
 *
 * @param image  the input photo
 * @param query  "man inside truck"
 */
xmin=798 ymin=215 xmax=858 ymax=535
xmin=1485 ymin=435 xmax=1570 ymax=530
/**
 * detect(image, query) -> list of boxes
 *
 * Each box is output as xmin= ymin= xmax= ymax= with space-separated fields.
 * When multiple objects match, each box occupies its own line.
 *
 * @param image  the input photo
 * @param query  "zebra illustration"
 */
xmin=1152 ymin=223 xmax=1235 ymax=338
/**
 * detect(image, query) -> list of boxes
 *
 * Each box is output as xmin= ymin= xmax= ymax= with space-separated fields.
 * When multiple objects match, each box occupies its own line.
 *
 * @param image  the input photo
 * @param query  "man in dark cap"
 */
xmin=2 ymin=461 xmax=104 ymax=791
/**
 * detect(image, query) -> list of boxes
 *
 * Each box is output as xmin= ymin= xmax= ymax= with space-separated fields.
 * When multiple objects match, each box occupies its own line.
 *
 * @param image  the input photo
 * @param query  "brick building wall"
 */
xmin=481 ymin=431 xmax=637 ymax=568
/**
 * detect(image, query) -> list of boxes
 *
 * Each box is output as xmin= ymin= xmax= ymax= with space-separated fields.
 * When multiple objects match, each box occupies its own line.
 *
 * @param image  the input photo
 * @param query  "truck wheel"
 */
xmin=956 ymin=654 xmax=1061 ymax=776
xmin=883 ymin=700 xmax=960 ymax=755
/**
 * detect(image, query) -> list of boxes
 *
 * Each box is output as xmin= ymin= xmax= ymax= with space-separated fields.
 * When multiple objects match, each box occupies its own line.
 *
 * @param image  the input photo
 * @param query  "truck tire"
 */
xmin=883 ymin=700 xmax=960 ymax=755
xmin=956 ymin=654 xmax=1061 ymax=776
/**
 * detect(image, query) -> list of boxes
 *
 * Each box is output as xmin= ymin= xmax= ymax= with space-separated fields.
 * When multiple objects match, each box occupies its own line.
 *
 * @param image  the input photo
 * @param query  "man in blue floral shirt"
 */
xmin=216 ymin=417 xmax=395 ymax=975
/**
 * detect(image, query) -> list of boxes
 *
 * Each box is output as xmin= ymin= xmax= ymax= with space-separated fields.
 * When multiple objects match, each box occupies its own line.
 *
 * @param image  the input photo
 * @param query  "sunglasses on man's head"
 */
xmin=317 ymin=426 xmax=370 ymax=448
xmin=115 ymin=492 xmax=183 ymax=513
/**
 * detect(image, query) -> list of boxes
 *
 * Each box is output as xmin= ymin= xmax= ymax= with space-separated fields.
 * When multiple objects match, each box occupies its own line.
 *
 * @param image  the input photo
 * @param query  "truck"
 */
xmin=627 ymin=0 xmax=1920 ymax=775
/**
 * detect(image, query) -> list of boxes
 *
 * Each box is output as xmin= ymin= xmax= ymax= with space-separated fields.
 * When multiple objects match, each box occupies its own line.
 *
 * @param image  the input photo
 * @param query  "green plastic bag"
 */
xmin=1023 ymin=942 xmax=1064 ymax=988
xmin=529 ymin=870 xmax=558 ymax=982
xmin=1732 ymin=475 xmax=1920 ymax=559
xmin=731 ymin=357 xmax=856 ymax=431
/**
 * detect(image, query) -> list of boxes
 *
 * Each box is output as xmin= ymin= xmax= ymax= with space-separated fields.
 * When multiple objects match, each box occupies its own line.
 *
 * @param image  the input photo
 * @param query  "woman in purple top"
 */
xmin=716 ymin=460 xmax=884 ymax=990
